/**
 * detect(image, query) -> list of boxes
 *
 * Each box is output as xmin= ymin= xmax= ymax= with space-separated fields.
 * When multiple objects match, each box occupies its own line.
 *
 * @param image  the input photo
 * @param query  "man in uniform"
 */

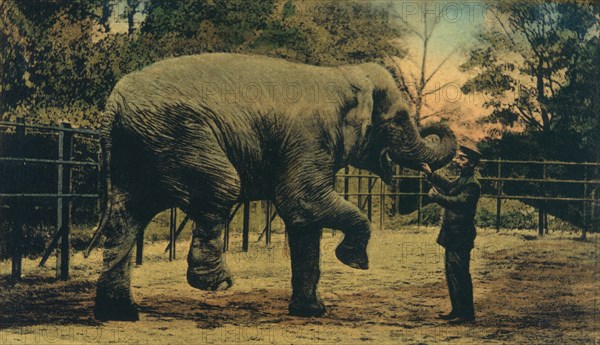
xmin=421 ymin=143 xmax=482 ymax=324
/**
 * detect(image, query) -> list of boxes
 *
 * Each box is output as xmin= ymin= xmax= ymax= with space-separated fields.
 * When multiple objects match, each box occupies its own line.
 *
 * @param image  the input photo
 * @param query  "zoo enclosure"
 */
xmin=1 ymin=120 xmax=599 ymax=281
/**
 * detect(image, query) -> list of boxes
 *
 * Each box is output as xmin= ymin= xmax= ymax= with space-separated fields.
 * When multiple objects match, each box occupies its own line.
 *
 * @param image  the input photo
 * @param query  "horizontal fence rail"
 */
xmin=0 ymin=157 xmax=98 ymax=166
xmin=0 ymin=121 xmax=100 ymax=135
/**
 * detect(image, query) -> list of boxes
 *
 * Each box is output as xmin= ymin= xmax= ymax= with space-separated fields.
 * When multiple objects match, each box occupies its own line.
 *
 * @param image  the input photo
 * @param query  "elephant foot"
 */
xmin=335 ymin=235 xmax=369 ymax=270
xmin=288 ymin=299 xmax=326 ymax=317
xmin=187 ymin=265 xmax=234 ymax=291
xmin=94 ymin=299 xmax=139 ymax=321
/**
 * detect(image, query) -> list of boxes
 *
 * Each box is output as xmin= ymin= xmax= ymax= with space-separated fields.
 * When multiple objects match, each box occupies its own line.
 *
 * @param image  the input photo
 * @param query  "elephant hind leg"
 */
xmin=94 ymin=191 xmax=154 ymax=321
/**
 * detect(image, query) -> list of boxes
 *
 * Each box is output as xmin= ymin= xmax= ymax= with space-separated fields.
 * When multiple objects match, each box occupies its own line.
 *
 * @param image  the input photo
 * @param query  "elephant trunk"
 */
xmin=395 ymin=122 xmax=457 ymax=171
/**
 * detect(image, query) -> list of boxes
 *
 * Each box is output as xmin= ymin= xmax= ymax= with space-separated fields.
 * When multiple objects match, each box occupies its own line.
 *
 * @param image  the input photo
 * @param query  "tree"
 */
xmin=0 ymin=0 xmax=33 ymax=114
xmin=125 ymin=0 xmax=143 ymax=35
xmin=386 ymin=14 xmax=456 ymax=125
xmin=0 ymin=0 xmax=124 ymax=126
xmin=462 ymin=2 xmax=599 ymax=232
xmin=461 ymin=2 xmax=598 ymax=145
xmin=274 ymin=0 xmax=405 ymax=65
xmin=142 ymin=0 xmax=209 ymax=38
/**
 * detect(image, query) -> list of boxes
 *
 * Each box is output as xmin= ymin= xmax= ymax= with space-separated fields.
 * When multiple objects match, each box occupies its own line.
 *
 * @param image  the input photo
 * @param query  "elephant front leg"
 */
xmin=287 ymin=227 xmax=325 ymax=317
xmin=328 ymin=200 xmax=371 ymax=270
xmin=187 ymin=221 xmax=233 ymax=291
xmin=278 ymin=188 xmax=371 ymax=270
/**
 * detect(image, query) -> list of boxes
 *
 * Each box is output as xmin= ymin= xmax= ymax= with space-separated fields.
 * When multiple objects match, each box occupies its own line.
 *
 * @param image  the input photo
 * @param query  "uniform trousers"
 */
xmin=444 ymin=247 xmax=474 ymax=318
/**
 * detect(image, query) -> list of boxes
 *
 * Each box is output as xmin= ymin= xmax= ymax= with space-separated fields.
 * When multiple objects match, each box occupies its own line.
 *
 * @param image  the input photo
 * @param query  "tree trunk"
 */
xmin=127 ymin=1 xmax=139 ymax=36
xmin=536 ymin=59 xmax=551 ymax=132
xmin=101 ymin=0 xmax=112 ymax=33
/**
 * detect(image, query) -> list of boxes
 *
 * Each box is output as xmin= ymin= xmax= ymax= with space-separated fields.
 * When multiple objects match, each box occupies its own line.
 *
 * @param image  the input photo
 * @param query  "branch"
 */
xmin=515 ymin=104 xmax=543 ymax=130
xmin=392 ymin=11 xmax=424 ymax=40
xmin=421 ymin=109 xmax=452 ymax=121
xmin=425 ymin=49 xmax=457 ymax=85
xmin=546 ymin=73 xmax=557 ymax=99
xmin=409 ymin=71 xmax=418 ymax=86
xmin=422 ymin=81 xmax=455 ymax=96
xmin=518 ymin=101 xmax=544 ymax=130
xmin=424 ymin=15 xmax=438 ymax=40
xmin=489 ymin=8 xmax=517 ymax=48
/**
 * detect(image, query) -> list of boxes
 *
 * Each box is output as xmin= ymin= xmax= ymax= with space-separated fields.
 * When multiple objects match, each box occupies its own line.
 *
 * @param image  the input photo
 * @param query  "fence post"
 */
xmin=595 ymin=161 xmax=600 ymax=235
xmin=379 ymin=177 xmax=384 ymax=231
xmin=265 ymin=200 xmax=272 ymax=245
xmin=582 ymin=167 xmax=588 ymax=240
xmin=418 ymin=174 xmax=423 ymax=228
xmin=393 ymin=165 xmax=399 ymax=215
xmin=332 ymin=172 xmax=337 ymax=236
xmin=358 ymin=169 xmax=363 ymax=210
xmin=396 ymin=167 xmax=402 ymax=215
xmin=11 ymin=118 xmax=25 ymax=281
xmin=242 ymin=200 xmax=250 ymax=252
xmin=344 ymin=167 xmax=349 ymax=201
xmin=56 ymin=122 xmax=73 ymax=280
xmin=367 ymin=176 xmax=373 ymax=221
xmin=538 ymin=162 xmax=546 ymax=236
xmin=169 ymin=208 xmax=176 ymax=261
xmin=496 ymin=159 xmax=502 ymax=232
xmin=223 ymin=217 xmax=230 ymax=252
xmin=592 ymin=171 xmax=600 ymax=232
xmin=223 ymin=203 xmax=242 ymax=252
xmin=135 ymin=229 xmax=144 ymax=265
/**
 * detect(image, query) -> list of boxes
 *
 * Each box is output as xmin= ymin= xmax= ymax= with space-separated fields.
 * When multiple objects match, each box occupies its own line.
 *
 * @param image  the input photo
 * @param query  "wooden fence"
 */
xmin=1 ymin=120 xmax=599 ymax=281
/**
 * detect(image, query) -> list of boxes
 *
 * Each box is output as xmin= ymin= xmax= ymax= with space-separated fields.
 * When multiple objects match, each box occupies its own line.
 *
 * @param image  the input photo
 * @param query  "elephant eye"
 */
xmin=393 ymin=114 xmax=406 ymax=126
xmin=393 ymin=107 xmax=410 ymax=124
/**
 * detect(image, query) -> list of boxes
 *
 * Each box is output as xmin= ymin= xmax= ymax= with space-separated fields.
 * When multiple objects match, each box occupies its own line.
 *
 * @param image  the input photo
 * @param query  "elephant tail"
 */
xmin=84 ymin=109 xmax=115 ymax=258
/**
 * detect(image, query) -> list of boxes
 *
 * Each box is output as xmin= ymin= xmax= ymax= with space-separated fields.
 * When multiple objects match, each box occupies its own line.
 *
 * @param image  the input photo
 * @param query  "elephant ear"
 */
xmin=344 ymin=84 xmax=374 ymax=139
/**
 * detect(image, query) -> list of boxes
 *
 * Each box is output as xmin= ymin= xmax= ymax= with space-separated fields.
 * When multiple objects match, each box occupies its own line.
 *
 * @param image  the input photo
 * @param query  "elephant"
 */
xmin=93 ymin=53 xmax=457 ymax=321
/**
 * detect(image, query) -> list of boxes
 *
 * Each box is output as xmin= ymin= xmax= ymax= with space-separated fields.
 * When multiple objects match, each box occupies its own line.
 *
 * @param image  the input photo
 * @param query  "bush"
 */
xmin=386 ymin=199 xmax=539 ymax=230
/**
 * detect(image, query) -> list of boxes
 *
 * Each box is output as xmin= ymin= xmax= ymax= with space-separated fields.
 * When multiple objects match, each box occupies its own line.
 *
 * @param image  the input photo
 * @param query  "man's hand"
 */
xmin=428 ymin=187 xmax=439 ymax=198
xmin=421 ymin=163 xmax=432 ymax=175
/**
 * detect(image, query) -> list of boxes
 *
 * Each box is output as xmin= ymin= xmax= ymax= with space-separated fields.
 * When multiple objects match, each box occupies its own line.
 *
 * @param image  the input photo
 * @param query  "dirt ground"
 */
xmin=1 ymin=226 xmax=598 ymax=344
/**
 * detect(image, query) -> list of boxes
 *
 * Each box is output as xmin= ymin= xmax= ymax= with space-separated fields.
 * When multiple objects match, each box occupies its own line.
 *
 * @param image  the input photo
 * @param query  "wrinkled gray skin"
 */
xmin=93 ymin=53 xmax=457 ymax=321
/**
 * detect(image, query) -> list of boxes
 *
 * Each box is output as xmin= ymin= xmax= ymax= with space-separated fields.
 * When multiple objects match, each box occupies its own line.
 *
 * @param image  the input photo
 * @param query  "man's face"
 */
xmin=452 ymin=151 xmax=472 ymax=170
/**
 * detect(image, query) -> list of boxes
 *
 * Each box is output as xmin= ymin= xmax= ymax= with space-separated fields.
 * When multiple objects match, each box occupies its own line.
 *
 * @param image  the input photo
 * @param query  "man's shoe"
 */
xmin=448 ymin=316 xmax=475 ymax=325
xmin=437 ymin=312 xmax=459 ymax=320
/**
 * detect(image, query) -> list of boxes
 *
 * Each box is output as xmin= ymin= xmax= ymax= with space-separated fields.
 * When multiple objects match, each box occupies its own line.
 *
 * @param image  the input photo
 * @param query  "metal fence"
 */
xmin=1 ymin=120 xmax=599 ymax=281
xmin=0 ymin=120 xmax=99 ymax=280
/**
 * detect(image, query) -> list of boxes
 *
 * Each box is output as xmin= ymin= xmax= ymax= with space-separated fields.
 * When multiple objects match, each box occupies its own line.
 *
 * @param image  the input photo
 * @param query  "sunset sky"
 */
xmin=390 ymin=1 xmax=493 ymax=141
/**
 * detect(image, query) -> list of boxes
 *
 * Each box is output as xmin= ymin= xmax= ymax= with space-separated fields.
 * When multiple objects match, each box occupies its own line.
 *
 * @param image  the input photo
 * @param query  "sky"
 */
xmin=390 ymin=1 xmax=493 ymax=140
xmin=393 ymin=1 xmax=486 ymax=59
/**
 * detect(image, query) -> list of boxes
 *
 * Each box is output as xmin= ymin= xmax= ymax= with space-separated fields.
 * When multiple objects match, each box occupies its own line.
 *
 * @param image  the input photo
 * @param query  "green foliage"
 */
xmin=283 ymin=1 xmax=404 ymax=65
xmin=392 ymin=199 xmax=538 ymax=230
xmin=142 ymin=0 xmax=211 ymax=38
xmin=0 ymin=1 xmax=33 ymax=114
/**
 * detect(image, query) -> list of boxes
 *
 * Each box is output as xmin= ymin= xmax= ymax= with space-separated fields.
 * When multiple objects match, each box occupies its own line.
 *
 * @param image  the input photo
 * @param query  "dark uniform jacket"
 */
xmin=427 ymin=168 xmax=481 ymax=250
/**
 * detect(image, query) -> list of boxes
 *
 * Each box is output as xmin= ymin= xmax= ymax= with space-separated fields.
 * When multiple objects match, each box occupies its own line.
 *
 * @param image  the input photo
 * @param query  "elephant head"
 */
xmin=354 ymin=103 xmax=457 ymax=184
